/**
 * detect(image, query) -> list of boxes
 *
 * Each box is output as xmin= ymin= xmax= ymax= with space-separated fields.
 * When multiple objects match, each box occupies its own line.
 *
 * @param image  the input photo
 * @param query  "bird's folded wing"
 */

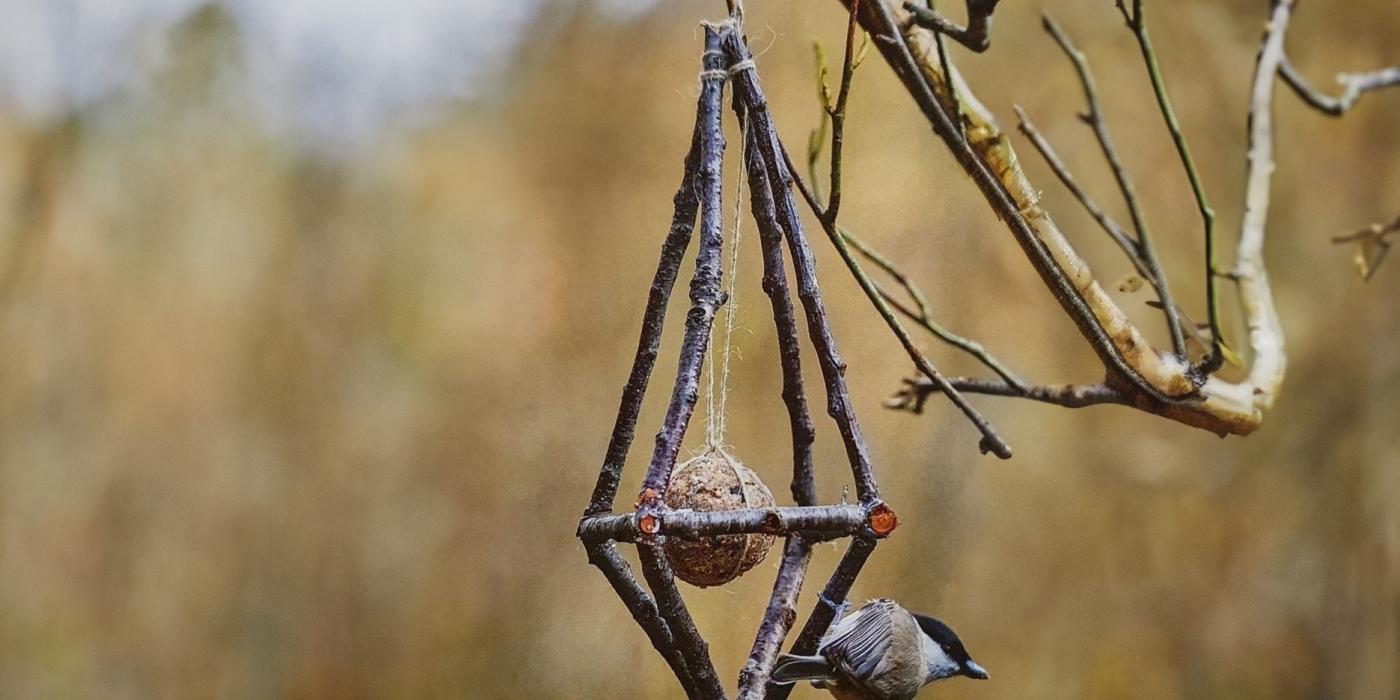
xmin=820 ymin=599 xmax=897 ymax=682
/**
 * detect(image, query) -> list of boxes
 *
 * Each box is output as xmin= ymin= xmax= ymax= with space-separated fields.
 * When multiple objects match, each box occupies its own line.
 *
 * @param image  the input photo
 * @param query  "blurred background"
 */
xmin=0 ymin=0 xmax=1396 ymax=697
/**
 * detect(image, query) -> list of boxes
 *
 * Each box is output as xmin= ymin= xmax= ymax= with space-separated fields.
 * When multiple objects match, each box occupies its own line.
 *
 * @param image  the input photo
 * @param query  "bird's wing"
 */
xmin=819 ymin=599 xmax=898 ymax=683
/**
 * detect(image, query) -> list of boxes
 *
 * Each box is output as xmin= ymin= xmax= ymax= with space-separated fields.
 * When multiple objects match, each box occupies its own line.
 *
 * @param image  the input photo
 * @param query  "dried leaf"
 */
xmin=1355 ymin=236 xmax=1392 ymax=281
xmin=1218 ymin=340 xmax=1244 ymax=369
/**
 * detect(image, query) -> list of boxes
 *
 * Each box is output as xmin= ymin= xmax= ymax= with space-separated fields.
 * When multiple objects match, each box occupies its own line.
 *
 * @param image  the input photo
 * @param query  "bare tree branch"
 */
xmin=902 ymin=0 xmax=1001 ymax=53
xmin=889 ymin=376 xmax=1127 ymax=412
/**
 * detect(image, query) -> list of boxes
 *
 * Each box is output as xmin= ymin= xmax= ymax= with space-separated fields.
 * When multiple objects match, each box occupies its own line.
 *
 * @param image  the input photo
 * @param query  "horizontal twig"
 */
xmin=889 ymin=376 xmax=1127 ymax=412
xmin=578 ymin=504 xmax=875 ymax=544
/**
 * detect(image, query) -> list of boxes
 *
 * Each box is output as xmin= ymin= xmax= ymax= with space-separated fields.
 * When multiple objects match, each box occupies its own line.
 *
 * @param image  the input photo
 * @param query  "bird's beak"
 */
xmin=962 ymin=660 xmax=989 ymax=680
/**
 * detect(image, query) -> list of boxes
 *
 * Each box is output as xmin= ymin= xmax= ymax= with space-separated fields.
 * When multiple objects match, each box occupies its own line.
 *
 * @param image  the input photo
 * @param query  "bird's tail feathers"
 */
xmin=770 ymin=654 xmax=835 ymax=685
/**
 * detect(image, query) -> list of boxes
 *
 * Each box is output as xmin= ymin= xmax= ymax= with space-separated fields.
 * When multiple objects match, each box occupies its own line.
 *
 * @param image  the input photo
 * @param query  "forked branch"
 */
xmin=1281 ymin=59 xmax=1400 ymax=117
xmin=903 ymin=0 xmax=1001 ymax=53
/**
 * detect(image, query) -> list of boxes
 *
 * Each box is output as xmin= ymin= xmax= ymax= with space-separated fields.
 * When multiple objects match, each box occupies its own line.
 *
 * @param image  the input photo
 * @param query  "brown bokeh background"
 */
xmin=1 ymin=1 xmax=1397 ymax=697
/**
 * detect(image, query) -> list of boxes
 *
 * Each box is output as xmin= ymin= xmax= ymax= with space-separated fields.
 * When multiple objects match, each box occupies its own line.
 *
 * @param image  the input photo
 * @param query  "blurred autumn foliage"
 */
xmin=0 ymin=1 xmax=1397 ymax=698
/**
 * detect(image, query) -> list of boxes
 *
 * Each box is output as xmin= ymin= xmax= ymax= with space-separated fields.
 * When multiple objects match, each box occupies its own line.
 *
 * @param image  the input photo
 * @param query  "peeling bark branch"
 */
xmin=1229 ymin=0 xmax=1294 ymax=413
xmin=831 ymin=0 xmax=1306 ymax=437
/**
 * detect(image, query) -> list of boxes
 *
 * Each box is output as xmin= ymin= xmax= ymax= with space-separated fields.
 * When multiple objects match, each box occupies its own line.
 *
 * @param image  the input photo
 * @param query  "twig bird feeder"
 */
xmin=575 ymin=18 xmax=899 ymax=700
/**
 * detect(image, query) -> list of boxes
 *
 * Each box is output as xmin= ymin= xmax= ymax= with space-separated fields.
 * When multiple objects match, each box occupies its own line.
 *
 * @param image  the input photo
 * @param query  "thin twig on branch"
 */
xmin=1118 ymin=0 xmax=1226 ymax=371
xmin=1281 ymin=58 xmax=1400 ymax=117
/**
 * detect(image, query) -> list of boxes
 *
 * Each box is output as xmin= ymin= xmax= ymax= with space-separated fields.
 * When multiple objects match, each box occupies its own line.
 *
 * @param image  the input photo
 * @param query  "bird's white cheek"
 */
xmin=920 ymin=637 xmax=959 ymax=681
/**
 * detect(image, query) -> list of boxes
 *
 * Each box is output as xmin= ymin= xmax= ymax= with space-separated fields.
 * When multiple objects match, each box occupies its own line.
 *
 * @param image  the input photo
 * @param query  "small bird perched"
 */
xmin=771 ymin=599 xmax=987 ymax=700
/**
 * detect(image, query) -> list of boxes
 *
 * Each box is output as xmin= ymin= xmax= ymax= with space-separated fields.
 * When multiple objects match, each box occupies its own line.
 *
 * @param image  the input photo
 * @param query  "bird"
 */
xmin=771 ymin=598 xmax=987 ymax=700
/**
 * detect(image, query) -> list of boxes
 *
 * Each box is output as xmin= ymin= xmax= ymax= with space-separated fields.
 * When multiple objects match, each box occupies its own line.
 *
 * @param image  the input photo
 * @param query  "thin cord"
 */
xmin=714 ymin=113 xmax=749 ymax=446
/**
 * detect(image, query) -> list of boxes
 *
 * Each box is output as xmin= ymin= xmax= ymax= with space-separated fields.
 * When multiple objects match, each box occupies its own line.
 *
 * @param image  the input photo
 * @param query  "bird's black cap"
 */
xmin=913 ymin=613 xmax=988 ymax=680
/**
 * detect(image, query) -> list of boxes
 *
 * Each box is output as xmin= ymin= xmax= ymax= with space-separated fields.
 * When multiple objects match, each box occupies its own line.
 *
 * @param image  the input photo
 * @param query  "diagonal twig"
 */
xmin=585 ymin=542 xmax=696 ymax=694
xmin=738 ymin=537 xmax=812 ymax=700
xmin=724 ymin=28 xmax=888 ymax=499
xmin=584 ymin=122 xmax=702 ymax=518
xmin=1036 ymin=13 xmax=1187 ymax=358
xmin=765 ymin=535 xmax=878 ymax=700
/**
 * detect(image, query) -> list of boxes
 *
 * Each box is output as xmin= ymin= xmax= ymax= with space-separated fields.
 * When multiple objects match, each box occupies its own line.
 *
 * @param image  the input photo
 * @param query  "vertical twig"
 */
xmin=1119 ymin=0 xmax=1224 ymax=370
xmin=823 ymin=0 xmax=863 ymax=224
xmin=787 ymin=3 xmax=1014 ymax=457
xmin=734 ymin=104 xmax=821 ymax=698
xmin=928 ymin=0 xmax=965 ymax=134
xmin=746 ymin=121 xmax=818 ymax=507
xmin=637 ymin=25 xmax=731 ymax=501
xmin=1231 ymin=0 xmax=1293 ymax=406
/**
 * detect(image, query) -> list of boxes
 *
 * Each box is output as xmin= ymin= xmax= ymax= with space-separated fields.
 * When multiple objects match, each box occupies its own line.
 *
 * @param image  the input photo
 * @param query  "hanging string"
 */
xmin=705 ymin=105 xmax=749 ymax=451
